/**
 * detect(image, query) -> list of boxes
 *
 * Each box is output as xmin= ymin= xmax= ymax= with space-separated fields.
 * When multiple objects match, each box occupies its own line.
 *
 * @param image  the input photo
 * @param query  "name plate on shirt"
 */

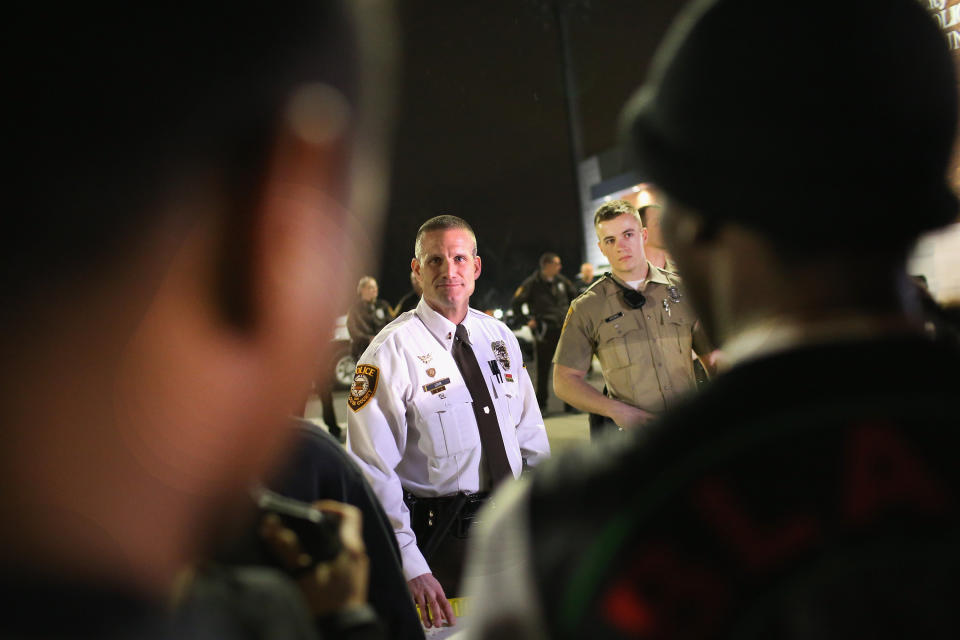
xmin=423 ymin=378 xmax=452 ymax=394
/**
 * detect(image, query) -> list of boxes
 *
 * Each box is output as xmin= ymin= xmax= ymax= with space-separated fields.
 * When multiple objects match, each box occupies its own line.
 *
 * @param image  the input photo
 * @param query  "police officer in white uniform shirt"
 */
xmin=347 ymin=214 xmax=550 ymax=629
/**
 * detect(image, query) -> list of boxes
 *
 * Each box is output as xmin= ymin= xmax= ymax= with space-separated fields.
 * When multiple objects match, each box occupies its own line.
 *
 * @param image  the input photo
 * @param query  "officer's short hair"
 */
xmin=539 ymin=252 xmax=560 ymax=268
xmin=357 ymin=276 xmax=377 ymax=295
xmin=414 ymin=215 xmax=477 ymax=260
xmin=637 ymin=203 xmax=662 ymax=227
xmin=594 ymin=200 xmax=642 ymax=230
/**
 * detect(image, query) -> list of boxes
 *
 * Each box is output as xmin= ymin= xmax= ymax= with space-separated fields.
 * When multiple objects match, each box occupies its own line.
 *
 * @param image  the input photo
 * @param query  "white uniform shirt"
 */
xmin=346 ymin=298 xmax=551 ymax=581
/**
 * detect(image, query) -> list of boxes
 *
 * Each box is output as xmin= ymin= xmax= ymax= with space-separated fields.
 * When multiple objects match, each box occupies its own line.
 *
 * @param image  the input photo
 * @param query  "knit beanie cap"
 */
xmin=623 ymin=0 xmax=959 ymax=248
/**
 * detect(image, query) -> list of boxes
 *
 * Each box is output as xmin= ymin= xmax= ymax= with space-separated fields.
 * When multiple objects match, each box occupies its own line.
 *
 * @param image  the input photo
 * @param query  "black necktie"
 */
xmin=451 ymin=324 xmax=512 ymax=486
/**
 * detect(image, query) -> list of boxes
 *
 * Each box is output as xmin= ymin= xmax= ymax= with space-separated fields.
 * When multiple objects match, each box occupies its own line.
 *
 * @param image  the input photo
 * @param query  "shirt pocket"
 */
xmin=502 ymin=388 xmax=525 ymax=426
xmin=412 ymin=386 xmax=481 ymax=458
xmin=660 ymin=308 xmax=692 ymax=354
xmin=597 ymin=321 xmax=631 ymax=369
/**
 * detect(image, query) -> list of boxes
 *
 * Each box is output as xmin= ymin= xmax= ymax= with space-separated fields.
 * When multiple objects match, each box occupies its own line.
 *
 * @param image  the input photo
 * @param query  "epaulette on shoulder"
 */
xmin=571 ymin=274 xmax=608 ymax=303
xmin=467 ymin=306 xmax=500 ymax=323
xmin=663 ymin=269 xmax=683 ymax=289
xmin=365 ymin=311 xmax=415 ymax=356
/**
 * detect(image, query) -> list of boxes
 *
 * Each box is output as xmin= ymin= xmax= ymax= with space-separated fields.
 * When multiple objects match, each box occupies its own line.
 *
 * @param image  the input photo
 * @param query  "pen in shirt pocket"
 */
xmin=488 ymin=360 xmax=503 ymax=384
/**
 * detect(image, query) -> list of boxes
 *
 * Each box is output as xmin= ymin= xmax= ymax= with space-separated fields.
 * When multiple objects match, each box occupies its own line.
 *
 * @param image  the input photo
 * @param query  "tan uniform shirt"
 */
xmin=553 ymin=263 xmax=711 ymax=414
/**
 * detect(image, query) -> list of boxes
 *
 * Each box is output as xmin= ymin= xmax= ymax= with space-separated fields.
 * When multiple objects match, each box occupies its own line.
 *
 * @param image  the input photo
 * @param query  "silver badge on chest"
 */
xmin=490 ymin=340 xmax=510 ymax=370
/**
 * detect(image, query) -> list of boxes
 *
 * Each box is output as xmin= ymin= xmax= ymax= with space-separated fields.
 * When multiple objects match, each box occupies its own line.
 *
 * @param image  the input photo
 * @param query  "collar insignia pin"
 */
xmin=667 ymin=285 xmax=681 ymax=303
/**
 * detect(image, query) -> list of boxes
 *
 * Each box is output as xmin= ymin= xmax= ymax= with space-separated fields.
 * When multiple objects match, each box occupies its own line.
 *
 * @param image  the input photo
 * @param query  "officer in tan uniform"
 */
xmin=553 ymin=199 xmax=713 ymax=439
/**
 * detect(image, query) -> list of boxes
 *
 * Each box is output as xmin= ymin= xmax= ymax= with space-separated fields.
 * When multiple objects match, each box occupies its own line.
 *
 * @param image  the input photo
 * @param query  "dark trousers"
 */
xmin=588 ymin=412 xmax=620 ymax=441
xmin=317 ymin=385 xmax=340 ymax=439
xmin=533 ymin=324 xmax=562 ymax=410
xmin=588 ymin=385 xmax=620 ymax=442
xmin=404 ymin=493 xmax=488 ymax=597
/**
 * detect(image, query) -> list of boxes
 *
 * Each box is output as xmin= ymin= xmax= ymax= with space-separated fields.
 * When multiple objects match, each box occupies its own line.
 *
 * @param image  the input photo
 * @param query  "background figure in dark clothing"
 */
xmin=392 ymin=271 xmax=423 ymax=316
xmin=910 ymin=274 xmax=960 ymax=349
xmin=269 ymin=420 xmax=426 ymax=640
xmin=573 ymin=262 xmax=597 ymax=297
xmin=347 ymin=276 xmax=393 ymax=359
xmin=313 ymin=383 xmax=343 ymax=441
xmin=464 ymin=0 xmax=960 ymax=637
xmin=512 ymin=252 xmax=577 ymax=411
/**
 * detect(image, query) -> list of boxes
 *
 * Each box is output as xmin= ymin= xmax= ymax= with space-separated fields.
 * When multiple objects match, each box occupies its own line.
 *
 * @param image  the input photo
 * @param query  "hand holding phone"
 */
xmin=256 ymin=492 xmax=370 ymax=616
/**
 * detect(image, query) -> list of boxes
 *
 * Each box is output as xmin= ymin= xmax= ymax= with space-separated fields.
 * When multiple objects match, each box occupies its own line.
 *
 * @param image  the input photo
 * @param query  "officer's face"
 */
xmin=412 ymin=228 xmax=481 ymax=320
xmin=596 ymin=213 xmax=647 ymax=278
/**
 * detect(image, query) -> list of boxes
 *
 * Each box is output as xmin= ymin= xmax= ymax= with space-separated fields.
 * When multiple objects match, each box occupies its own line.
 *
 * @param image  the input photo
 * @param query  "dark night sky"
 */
xmin=372 ymin=1 xmax=682 ymax=310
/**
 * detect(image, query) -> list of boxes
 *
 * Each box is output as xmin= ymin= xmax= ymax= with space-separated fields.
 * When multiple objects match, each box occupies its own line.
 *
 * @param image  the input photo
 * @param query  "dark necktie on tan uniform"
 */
xmin=451 ymin=324 xmax=512 ymax=486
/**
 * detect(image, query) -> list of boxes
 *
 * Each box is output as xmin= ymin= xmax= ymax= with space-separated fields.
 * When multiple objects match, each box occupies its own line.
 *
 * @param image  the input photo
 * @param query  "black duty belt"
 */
xmin=403 ymin=491 xmax=491 ymax=561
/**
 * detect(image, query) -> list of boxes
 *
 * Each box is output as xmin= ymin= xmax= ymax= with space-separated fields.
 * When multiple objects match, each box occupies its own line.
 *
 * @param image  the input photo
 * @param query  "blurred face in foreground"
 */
xmin=412 ymin=228 xmax=481 ymax=323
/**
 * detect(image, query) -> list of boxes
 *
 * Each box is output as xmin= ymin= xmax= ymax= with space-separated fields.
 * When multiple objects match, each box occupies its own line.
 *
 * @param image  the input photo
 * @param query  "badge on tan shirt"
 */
xmin=348 ymin=364 xmax=380 ymax=412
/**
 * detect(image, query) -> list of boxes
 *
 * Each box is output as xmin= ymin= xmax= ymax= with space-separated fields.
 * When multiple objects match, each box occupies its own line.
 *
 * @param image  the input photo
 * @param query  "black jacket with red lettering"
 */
xmin=528 ymin=333 xmax=960 ymax=639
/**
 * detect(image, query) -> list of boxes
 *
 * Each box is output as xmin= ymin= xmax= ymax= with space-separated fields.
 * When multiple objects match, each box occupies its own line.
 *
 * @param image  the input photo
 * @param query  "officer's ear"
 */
xmin=411 ymin=257 xmax=421 ymax=280
xmin=473 ymin=255 xmax=482 ymax=279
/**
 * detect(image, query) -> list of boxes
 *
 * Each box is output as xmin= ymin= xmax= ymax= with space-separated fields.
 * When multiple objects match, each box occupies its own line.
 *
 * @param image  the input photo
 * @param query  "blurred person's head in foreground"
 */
xmin=1 ymin=1 xmax=395 ymax=601
xmin=623 ymin=0 xmax=958 ymax=346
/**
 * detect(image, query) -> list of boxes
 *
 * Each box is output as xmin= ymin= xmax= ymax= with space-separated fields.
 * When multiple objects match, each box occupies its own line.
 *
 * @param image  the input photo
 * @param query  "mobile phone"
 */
xmin=253 ymin=487 xmax=343 ymax=565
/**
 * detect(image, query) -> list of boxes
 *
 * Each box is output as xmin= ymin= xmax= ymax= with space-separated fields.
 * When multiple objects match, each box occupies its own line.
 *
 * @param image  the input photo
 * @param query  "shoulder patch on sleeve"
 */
xmin=347 ymin=364 xmax=380 ymax=412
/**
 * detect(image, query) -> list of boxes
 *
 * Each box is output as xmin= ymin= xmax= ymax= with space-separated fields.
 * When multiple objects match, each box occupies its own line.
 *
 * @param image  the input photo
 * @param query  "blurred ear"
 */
xmin=473 ymin=255 xmax=482 ymax=280
xmin=411 ymin=257 xmax=421 ymax=279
